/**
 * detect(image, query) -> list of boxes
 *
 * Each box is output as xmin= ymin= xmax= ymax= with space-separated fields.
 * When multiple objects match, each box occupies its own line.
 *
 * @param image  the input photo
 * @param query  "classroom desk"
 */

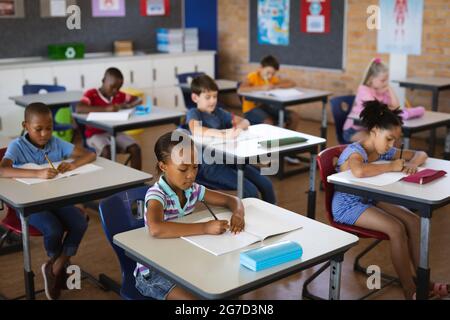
xmin=113 ymin=198 xmax=359 ymax=300
xmin=179 ymin=79 xmax=238 ymax=94
xmin=328 ymin=157 xmax=450 ymax=300
xmin=238 ymin=88 xmax=332 ymax=145
xmin=394 ymin=77 xmax=450 ymax=113
xmin=349 ymin=111 xmax=450 ymax=159
xmin=10 ymin=91 xmax=83 ymax=109
xmin=73 ymin=107 xmax=185 ymax=161
xmin=0 ymin=157 xmax=152 ymax=300
xmin=191 ymin=124 xmax=326 ymax=219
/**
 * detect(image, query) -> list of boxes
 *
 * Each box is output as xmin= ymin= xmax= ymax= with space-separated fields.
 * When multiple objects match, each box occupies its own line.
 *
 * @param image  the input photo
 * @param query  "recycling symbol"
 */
xmin=65 ymin=47 xmax=76 ymax=59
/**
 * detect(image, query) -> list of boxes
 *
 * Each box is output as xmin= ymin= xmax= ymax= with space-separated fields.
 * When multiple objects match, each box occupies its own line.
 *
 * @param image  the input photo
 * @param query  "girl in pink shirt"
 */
xmin=343 ymin=58 xmax=400 ymax=143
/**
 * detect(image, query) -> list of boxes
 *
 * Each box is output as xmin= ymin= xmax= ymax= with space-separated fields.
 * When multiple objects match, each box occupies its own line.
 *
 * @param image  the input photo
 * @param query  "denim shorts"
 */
xmin=244 ymin=104 xmax=291 ymax=125
xmin=135 ymin=268 xmax=176 ymax=300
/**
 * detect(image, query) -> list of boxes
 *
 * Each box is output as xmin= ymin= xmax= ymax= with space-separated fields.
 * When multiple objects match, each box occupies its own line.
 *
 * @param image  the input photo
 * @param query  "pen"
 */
xmin=44 ymin=152 xmax=57 ymax=172
xmin=203 ymin=201 xmax=218 ymax=220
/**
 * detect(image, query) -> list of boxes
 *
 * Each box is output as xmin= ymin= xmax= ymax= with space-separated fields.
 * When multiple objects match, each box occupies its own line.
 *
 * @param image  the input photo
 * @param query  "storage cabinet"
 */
xmin=0 ymin=51 xmax=215 ymax=136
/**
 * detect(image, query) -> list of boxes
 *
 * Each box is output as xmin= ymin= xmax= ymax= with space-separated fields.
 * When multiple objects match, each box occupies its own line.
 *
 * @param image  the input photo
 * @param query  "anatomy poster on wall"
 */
xmin=377 ymin=0 xmax=423 ymax=55
xmin=300 ymin=0 xmax=331 ymax=33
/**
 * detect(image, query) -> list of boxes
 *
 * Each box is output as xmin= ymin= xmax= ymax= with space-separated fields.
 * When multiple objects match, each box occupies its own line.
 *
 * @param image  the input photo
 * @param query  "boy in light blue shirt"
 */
xmin=0 ymin=103 xmax=96 ymax=300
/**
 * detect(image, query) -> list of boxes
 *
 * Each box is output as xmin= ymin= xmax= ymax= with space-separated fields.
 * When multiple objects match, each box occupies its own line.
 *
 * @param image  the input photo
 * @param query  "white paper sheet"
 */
xmin=266 ymin=88 xmax=304 ymax=99
xmin=87 ymin=108 xmax=134 ymax=121
xmin=14 ymin=162 xmax=102 ymax=185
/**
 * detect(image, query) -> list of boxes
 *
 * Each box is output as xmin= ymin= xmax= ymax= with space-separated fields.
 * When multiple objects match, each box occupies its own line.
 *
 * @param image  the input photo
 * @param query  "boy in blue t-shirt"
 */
xmin=186 ymin=75 xmax=276 ymax=204
xmin=0 ymin=103 xmax=96 ymax=300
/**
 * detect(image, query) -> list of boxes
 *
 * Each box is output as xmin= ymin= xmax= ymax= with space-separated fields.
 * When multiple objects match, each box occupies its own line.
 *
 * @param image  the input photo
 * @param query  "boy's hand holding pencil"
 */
xmin=57 ymin=162 xmax=76 ymax=173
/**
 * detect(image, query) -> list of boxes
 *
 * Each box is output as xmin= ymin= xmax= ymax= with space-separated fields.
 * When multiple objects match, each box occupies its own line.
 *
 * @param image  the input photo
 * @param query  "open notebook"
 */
xmin=14 ymin=162 xmax=102 ymax=185
xmin=181 ymin=203 xmax=303 ymax=256
xmin=333 ymin=161 xmax=426 ymax=187
xmin=266 ymin=89 xmax=303 ymax=99
xmin=193 ymin=130 xmax=261 ymax=146
xmin=87 ymin=108 xmax=135 ymax=121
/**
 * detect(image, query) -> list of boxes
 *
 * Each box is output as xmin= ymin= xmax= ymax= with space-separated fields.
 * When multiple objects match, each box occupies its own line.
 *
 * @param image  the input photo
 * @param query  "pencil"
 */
xmin=232 ymin=113 xmax=236 ymax=129
xmin=400 ymin=143 xmax=404 ymax=160
xmin=44 ymin=153 xmax=57 ymax=172
xmin=203 ymin=201 xmax=218 ymax=220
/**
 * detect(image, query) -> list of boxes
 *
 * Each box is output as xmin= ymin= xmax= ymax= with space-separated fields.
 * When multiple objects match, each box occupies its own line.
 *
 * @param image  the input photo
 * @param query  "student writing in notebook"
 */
xmin=238 ymin=55 xmax=300 ymax=164
xmin=0 ymin=103 xmax=96 ymax=300
xmin=135 ymin=131 xmax=245 ymax=300
xmin=76 ymin=67 xmax=142 ymax=169
xmin=333 ymin=101 xmax=449 ymax=299
xmin=186 ymin=75 xmax=276 ymax=204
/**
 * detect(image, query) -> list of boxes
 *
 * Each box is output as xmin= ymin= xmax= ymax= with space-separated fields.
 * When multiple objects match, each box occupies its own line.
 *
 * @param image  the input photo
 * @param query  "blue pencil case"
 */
xmin=240 ymin=241 xmax=303 ymax=272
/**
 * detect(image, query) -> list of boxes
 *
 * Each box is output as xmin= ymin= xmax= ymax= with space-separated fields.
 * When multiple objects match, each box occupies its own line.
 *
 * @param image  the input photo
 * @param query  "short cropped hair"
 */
xmin=190 ymin=74 xmax=219 ymax=95
xmin=260 ymin=55 xmax=280 ymax=70
xmin=104 ymin=67 xmax=124 ymax=80
xmin=24 ymin=102 xmax=52 ymax=121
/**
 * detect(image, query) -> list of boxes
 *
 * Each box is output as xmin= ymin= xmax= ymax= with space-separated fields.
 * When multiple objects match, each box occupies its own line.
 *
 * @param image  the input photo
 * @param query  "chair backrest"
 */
xmin=317 ymin=145 xmax=347 ymax=225
xmin=98 ymin=186 xmax=151 ymax=300
xmin=22 ymin=84 xmax=66 ymax=95
xmin=330 ymin=95 xmax=355 ymax=144
xmin=176 ymin=72 xmax=205 ymax=110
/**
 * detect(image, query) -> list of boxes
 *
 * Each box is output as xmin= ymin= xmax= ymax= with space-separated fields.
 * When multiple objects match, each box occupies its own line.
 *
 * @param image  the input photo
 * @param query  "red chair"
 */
xmin=0 ymin=147 xmax=101 ymax=299
xmin=302 ymin=145 xmax=398 ymax=300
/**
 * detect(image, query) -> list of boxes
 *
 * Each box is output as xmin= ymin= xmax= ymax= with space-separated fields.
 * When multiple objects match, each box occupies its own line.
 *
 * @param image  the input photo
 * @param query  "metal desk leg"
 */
xmin=278 ymin=108 xmax=285 ymax=128
xmin=429 ymin=89 xmax=439 ymax=156
xmin=307 ymin=154 xmax=317 ymax=219
xmin=417 ymin=216 xmax=431 ymax=300
xmin=403 ymin=135 xmax=411 ymax=150
xmin=237 ymin=164 xmax=244 ymax=199
xmin=320 ymin=98 xmax=328 ymax=151
xmin=329 ymin=255 xmax=343 ymax=300
xmin=110 ymin=135 xmax=117 ymax=162
xmin=444 ymin=126 xmax=450 ymax=160
xmin=19 ymin=211 xmax=35 ymax=300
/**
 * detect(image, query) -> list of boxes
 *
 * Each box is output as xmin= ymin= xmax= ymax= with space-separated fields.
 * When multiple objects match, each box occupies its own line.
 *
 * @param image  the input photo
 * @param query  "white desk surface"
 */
xmin=72 ymin=107 xmax=185 ymax=128
xmin=328 ymin=157 xmax=450 ymax=205
xmin=0 ymin=157 xmax=152 ymax=208
xmin=238 ymin=87 xmax=332 ymax=103
xmin=349 ymin=111 xmax=450 ymax=129
xmin=9 ymin=91 xmax=83 ymax=107
xmin=193 ymin=124 xmax=326 ymax=159
xmin=179 ymin=79 xmax=238 ymax=91
xmin=113 ymin=198 xmax=358 ymax=299
xmin=394 ymin=77 xmax=450 ymax=88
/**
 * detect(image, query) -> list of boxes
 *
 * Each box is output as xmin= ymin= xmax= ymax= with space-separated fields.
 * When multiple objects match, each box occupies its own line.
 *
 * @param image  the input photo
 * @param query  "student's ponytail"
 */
xmin=361 ymin=58 xmax=389 ymax=86
xmin=360 ymin=100 xmax=403 ymax=131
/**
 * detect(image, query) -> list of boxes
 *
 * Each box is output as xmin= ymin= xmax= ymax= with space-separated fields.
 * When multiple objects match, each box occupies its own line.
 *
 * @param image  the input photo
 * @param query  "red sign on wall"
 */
xmin=301 ymin=0 xmax=331 ymax=33
xmin=140 ymin=0 xmax=170 ymax=16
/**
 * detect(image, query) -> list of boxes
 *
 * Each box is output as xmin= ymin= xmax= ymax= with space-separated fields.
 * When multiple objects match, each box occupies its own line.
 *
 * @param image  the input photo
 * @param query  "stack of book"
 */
xmin=156 ymin=28 xmax=199 ymax=53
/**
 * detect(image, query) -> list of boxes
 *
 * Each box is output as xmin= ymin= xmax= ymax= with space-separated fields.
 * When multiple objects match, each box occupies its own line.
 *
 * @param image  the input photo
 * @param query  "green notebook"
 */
xmin=258 ymin=136 xmax=308 ymax=148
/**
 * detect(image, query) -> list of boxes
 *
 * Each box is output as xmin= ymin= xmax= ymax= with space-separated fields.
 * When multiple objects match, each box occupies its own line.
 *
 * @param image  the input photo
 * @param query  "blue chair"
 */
xmin=330 ymin=95 xmax=355 ymax=144
xmin=22 ymin=84 xmax=73 ymax=134
xmin=176 ymin=72 xmax=205 ymax=110
xmin=98 ymin=186 xmax=153 ymax=300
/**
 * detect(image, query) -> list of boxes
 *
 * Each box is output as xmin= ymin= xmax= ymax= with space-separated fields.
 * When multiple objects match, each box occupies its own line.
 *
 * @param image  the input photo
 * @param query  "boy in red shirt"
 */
xmin=76 ymin=67 xmax=142 ymax=169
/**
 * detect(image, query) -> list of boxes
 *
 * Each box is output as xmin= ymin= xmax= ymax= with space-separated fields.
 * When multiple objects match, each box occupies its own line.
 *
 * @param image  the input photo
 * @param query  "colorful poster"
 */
xmin=377 ymin=0 xmax=423 ymax=55
xmin=140 ymin=0 xmax=170 ymax=16
xmin=257 ymin=0 xmax=290 ymax=46
xmin=92 ymin=0 xmax=125 ymax=17
xmin=300 ymin=0 xmax=330 ymax=33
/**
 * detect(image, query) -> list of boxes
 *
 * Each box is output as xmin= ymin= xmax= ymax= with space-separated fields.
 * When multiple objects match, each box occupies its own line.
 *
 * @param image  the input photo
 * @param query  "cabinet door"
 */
xmin=52 ymin=64 xmax=82 ymax=90
xmin=128 ymin=59 xmax=153 ymax=88
xmin=22 ymin=67 xmax=55 ymax=86
xmin=152 ymin=58 xmax=177 ymax=87
xmin=175 ymin=57 xmax=196 ymax=76
xmin=0 ymin=69 xmax=24 ymax=104
xmin=194 ymin=54 xmax=215 ymax=78
xmin=80 ymin=63 xmax=107 ymax=90
xmin=152 ymin=86 xmax=182 ymax=108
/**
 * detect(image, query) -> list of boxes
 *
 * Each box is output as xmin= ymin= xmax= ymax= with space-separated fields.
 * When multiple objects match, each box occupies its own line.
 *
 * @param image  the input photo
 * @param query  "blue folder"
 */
xmin=240 ymin=241 xmax=303 ymax=272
